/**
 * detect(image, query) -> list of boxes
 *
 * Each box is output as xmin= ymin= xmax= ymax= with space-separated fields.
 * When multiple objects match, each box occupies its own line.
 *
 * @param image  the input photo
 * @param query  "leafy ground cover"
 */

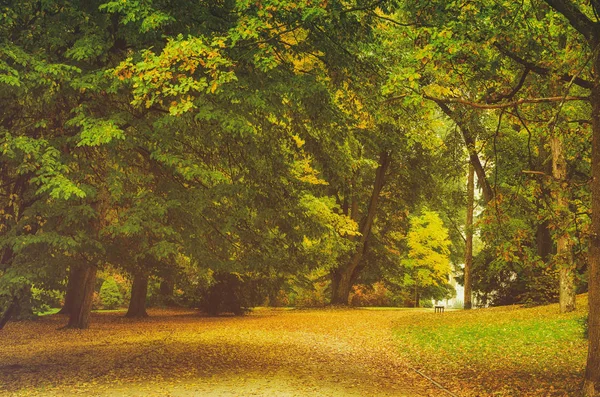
xmin=0 ymin=302 xmax=588 ymax=396
xmin=1 ymin=308 xmax=437 ymax=396
xmin=394 ymin=295 xmax=589 ymax=396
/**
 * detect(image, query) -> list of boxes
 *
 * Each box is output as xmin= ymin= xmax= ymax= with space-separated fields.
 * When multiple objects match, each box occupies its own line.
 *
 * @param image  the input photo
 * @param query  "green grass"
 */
xmin=36 ymin=308 xmax=61 ymax=316
xmin=394 ymin=295 xmax=589 ymax=396
xmin=92 ymin=308 xmax=127 ymax=313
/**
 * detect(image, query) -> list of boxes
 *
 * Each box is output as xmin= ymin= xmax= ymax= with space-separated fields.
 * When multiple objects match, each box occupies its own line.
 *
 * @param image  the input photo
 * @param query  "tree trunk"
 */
xmin=464 ymin=163 xmax=475 ymax=310
xmin=551 ymin=134 xmax=576 ymax=313
xmin=330 ymin=152 xmax=390 ymax=304
xmin=536 ymin=221 xmax=553 ymax=262
xmin=159 ymin=275 xmax=175 ymax=305
xmin=414 ymin=284 xmax=420 ymax=308
xmin=126 ymin=273 xmax=149 ymax=318
xmin=435 ymin=102 xmax=494 ymax=204
xmin=584 ymin=51 xmax=600 ymax=396
xmin=67 ymin=265 xmax=97 ymax=329
xmin=0 ymin=297 xmax=18 ymax=330
xmin=59 ymin=266 xmax=87 ymax=315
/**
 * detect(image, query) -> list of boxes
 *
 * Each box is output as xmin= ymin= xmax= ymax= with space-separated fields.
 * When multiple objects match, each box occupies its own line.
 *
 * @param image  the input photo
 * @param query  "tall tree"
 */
xmin=464 ymin=163 xmax=475 ymax=310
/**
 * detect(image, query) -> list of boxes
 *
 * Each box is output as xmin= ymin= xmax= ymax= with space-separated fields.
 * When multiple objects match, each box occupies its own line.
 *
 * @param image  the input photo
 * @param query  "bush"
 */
xmin=350 ymin=282 xmax=392 ymax=307
xmin=99 ymin=278 xmax=124 ymax=310
xmin=581 ymin=315 xmax=589 ymax=339
xmin=292 ymin=281 xmax=328 ymax=307
xmin=32 ymin=288 xmax=62 ymax=315
xmin=421 ymin=299 xmax=433 ymax=308
xmin=200 ymin=272 xmax=253 ymax=316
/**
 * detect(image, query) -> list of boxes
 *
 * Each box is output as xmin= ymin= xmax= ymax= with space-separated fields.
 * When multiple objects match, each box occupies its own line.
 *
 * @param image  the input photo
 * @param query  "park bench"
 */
xmin=434 ymin=305 xmax=445 ymax=313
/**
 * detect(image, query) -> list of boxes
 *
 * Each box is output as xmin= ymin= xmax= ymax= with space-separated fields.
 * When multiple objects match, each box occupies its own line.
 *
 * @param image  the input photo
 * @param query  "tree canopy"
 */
xmin=3 ymin=0 xmax=600 ymax=394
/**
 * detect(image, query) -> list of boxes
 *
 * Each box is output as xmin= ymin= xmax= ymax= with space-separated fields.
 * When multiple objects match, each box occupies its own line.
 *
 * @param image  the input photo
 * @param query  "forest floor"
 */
xmin=0 ymin=298 xmax=588 ymax=397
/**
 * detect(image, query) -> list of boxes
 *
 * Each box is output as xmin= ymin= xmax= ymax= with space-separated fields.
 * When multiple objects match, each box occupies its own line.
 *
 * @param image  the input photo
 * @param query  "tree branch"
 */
xmin=426 ymin=94 xmax=589 ymax=109
xmin=494 ymin=43 xmax=593 ymax=89
xmin=543 ymin=0 xmax=597 ymax=42
xmin=486 ymin=67 xmax=530 ymax=104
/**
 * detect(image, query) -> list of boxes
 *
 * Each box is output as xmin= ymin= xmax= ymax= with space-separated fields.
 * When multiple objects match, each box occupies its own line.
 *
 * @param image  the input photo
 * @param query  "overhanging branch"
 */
xmin=425 ymin=94 xmax=589 ymax=109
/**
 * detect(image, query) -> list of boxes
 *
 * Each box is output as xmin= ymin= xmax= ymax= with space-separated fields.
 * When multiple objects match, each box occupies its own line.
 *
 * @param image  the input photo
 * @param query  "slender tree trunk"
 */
xmin=0 ymin=297 xmax=18 ymax=330
xmin=536 ymin=221 xmax=553 ymax=262
xmin=67 ymin=265 xmax=97 ymax=329
xmin=159 ymin=275 xmax=175 ymax=305
xmin=330 ymin=152 xmax=390 ymax=304
xmin=464 ymin=163 xmax=475 ymax=310
xmin=126 ymin=273 xmax=149 ymax=318
xmin=435 ymin=102 xmax=494 ymax=204
xmin=551 ymin=134 xmax=576 ymax=313
xmin=414 ymin=284 xmax=420 ymax=308
xmin=584 ymin=52 xmax=600 ymax=396
xmin=59 ymin=266 xmax=86 ymax=315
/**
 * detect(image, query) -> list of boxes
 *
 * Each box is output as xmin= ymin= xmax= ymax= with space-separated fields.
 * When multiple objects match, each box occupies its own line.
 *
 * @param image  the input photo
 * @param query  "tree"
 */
xmin=465 ymin=164 xmax=475 ymax=309
xmin=402 ymin=210 xmax=452 ymax=307
xmin=537 ymin=1 xmax=600 ymax=393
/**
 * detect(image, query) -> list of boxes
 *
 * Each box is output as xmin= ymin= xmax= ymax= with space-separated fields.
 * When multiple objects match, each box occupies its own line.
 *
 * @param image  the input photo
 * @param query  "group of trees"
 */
xmin=3 ymin=0 xmax=600 ymax=393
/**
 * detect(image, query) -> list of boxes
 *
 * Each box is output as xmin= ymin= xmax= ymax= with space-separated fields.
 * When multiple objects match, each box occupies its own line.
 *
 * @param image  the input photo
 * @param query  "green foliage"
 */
xmin=394 ymin=298 xmax=588 ymax=395
xmin=99 ymin=278 xmax=124 ymax=310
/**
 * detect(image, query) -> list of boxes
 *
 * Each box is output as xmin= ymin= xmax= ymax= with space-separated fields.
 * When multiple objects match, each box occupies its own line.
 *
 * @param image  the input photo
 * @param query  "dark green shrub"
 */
xmin=99 ymin=278 xmax=124 ymax=310
xmin=581 ymin=315 xmax=589 ymax=339
xmin=200 ymin=272 xmax=262 ymax=316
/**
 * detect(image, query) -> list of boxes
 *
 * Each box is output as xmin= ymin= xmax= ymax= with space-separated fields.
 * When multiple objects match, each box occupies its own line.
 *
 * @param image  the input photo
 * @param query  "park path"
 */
xmin=0 ymin=308 xmax=442 ymax=396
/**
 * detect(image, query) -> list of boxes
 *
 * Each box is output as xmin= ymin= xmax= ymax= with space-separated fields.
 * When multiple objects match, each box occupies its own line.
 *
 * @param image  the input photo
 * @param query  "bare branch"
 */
xmin=543 ymin=0 xmax=597 ymax=42
xmin=425 ymin=94 xmax=589 ymax=109
xmin=494 ymin=43 xmax=593 ymax=89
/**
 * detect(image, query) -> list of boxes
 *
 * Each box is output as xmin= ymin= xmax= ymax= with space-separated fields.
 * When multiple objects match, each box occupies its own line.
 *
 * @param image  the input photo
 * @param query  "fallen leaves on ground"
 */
xmin=1 ymin=308 xmax=438 ymax=396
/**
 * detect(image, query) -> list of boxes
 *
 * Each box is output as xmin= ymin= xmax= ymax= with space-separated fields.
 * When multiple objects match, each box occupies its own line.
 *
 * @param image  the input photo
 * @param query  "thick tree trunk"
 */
xmin=551 ymin=134 xmax=576 ymax=313
xmin=67 ymin=265 xmax=97 ymax=329
xmin=584 ymin=52 xmax=600 ymax=396
xmin=126 ymin=273 xmax=149 ymax=318
xmin=59 ymin=266 xmax=87 ymax=315
xmin=464 ymin=163 xmax=475 ymax=310
xmin=331 ymin=254 xmax=360 ymax=305
xmin=330 ymin=152 xmax=390 ymax=305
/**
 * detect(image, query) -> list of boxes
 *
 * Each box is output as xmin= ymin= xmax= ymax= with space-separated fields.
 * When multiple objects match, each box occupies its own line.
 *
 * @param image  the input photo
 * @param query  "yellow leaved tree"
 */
xmin=403 ymin=210 xmax=452 ymax=307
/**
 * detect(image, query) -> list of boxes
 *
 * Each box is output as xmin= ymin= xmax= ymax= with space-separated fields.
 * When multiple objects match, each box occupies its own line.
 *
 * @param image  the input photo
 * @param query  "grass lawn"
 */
xmin=394 ymin=295 xmax=588 ymax=396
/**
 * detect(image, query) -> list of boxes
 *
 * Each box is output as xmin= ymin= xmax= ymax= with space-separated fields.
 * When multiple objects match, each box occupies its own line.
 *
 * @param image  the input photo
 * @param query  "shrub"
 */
xmin=99 ymin=278 xmax=124 ymax=310
xmin=200 ymin=272 xmax=253 ymax=316
xmin=350 ymin=282 xmax=391 ymax=307
xmin=421 ymin=299 xmax=433 ymax=308
xmin=292 ymin=281 xmax=328 ymax=307
xmin=31 ymin=288 xmax=62 ymax=315
xmin=92 ymin=291 xmax=101 ymax=310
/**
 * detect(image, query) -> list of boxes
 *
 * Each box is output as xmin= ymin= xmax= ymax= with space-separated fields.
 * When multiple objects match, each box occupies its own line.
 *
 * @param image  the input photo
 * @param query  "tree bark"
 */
xmin=59 ymin=266 xmax=87 ymax=315
xmin=464 ymin=163 xmax=475 ymax=310
xmin=414 ymin=284 xmax=420 ymax=308
xmin=66 ymin=264 xmax=97 ymax=329
xmin=551 ymin=134 xmax=576 ymax=313
xmin=584 ymin=51 xmax=600 ymax=396
xmin=0 ymin=297 xmax=18 ymax=330
xmin=126 ymin=272 xmax=149 ymax=318
xmin=159 ymin=275 xmax=175 ymax=305
xmin=330 ymin=152 xmax=390 ymax=304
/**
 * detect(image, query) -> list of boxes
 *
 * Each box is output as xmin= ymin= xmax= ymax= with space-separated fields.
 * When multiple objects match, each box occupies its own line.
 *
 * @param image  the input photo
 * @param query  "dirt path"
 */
xmin=1 ymin=308 xmax=442 ymax=396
